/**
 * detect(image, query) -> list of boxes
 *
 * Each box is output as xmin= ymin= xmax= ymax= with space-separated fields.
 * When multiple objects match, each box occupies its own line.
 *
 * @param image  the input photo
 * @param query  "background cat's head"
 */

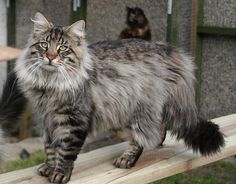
xmin=16 ymin=12 xmax=91 ymax=91
xmin=126 ymin=7 xmax=148 ymax=28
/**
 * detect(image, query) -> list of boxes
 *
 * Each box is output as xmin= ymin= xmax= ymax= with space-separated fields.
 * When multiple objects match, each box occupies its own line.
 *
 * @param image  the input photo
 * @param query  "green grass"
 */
xmin=152 ymin=160 xmax=236 ymax=184
xmin=0 ymin=150 xmax=45 ymax=174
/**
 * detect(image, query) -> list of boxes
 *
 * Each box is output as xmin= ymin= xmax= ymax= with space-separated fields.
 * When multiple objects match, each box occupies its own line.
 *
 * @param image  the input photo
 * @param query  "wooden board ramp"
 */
xmin=0 ymin=113 xmax=236 ymax=184
xmin=0 ymin=45 xmax=21 ymax=61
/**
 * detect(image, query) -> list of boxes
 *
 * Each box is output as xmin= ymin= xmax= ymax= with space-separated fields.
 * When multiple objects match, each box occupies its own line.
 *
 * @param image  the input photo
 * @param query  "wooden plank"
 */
xmin=0 ymin=114 xmax=236 ymax=184
xmin=19 ymin=103 xmax=32 ymax=140
xmin=197 ymin=26 xmax=236 ymax=36
xmin=0 ymin=45 xmax=21 ymax=62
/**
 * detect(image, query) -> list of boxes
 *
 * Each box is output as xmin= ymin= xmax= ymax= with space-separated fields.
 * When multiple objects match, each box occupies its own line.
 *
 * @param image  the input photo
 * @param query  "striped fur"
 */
xmin=12 ymin=13 xmax=225 ymax=183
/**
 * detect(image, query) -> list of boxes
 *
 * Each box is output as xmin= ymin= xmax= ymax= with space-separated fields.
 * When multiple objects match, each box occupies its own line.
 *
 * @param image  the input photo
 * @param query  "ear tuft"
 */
xmin=66 ymin=20 xmax=86 ymax=38
xmin=31 ymin=12 xmax=52 ymax=34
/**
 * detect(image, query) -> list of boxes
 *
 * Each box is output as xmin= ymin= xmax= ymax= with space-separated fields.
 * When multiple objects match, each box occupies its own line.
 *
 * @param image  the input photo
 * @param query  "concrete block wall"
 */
xmin=200 ymin=0 xmax=236 ymax=119
xmin=200 ymin=36 xmax=236 ymax=119
xmin=86 ymin=0 xmax=167 ymax=43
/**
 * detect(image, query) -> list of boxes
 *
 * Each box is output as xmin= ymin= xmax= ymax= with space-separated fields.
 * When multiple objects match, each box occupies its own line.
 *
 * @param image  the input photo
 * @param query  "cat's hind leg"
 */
xmin=113 ymin=103 xmax=164 ymax=169
xmin=113 ymin=140 xmax=143 ymax=168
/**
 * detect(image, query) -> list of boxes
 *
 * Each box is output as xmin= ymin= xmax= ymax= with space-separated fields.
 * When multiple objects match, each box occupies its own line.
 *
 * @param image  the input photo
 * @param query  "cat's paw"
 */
xmin=113 ymin=154 xmax=138 ymax=169
xmin=37 ymin=163 xmax=54 ymax=177
xmin=48 ymin=169 xmax=72 ymax=184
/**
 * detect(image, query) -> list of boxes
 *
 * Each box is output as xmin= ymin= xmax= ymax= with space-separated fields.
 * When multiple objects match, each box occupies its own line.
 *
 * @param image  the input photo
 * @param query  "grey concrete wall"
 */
xmin=200 ymin=36 xmax=236 ymax=119
xmin=0 ymin=0 xmax=7 ymax=94
xmin=16 ymin=0 xmax=72 ymax=48
xmin=204 ymin=0 xmax=236 ymax=28
xmin=200 ymin=0 xmax=236 ymax=119
xmin=86 ymin=0 xmax=167 ymax=43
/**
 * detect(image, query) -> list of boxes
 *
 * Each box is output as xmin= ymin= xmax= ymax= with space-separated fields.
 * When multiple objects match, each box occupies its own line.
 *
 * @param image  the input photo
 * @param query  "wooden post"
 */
xmin=19 ymin=102 xmax=32 ymax=140
xmin=195 ymin=0 xmax=204 ymax=109
xmin=191 ymin=0 xmax=198 ymax=57
xmin=166 ymin=0 xmax=179 ymax=44
xmin=6 ymin=0 xmax=16 ymax=71
xmin=71 ymin=0 xmax=87 ymax=23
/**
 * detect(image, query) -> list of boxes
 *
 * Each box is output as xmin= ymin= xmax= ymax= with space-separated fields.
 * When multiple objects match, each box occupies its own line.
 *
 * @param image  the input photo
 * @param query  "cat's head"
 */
xmin=126 ymin=7 xmax=148 ymax=27
xmin=16 ymin=12 xmax=91 ymax=91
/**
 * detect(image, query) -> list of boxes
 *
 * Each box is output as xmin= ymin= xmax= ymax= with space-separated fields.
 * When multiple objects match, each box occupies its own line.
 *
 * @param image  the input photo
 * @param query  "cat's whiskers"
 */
xmin=15 ymin=58 xmax=41 ymax=69
xmin=25 ymin=57 xmax=44 ymax=61
xmin=26 ymin=61 xmax=41 ymax=74
xmin=27 ymin=62 xmax=42 ymax=79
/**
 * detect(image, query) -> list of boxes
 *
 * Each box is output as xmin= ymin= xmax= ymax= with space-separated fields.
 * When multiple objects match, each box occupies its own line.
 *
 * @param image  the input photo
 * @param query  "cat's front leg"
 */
xmin=48 ymin=121 xmax=88 ymax=184
xmin=38 ymin=133 xmax=56 ymax=177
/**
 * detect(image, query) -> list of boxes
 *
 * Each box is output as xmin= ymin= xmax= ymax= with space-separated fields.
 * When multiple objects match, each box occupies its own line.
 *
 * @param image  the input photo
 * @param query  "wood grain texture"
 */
xmin=0 ymin=113 xmax=236 ymax=184
xmin=0 ymin=45 xmax=21 ymax=62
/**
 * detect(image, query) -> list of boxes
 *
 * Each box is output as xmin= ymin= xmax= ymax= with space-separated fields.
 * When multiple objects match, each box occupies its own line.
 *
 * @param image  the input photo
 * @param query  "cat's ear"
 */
xmin=65 ymin=20 xmax=85 ymax=38
xmin=31 ymin=12 xmax=52 ymax=34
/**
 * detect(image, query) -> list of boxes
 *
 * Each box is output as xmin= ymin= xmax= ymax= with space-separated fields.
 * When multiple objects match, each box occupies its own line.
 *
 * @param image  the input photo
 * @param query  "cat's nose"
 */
xmin=46 ymin=51 xmax=58 ymax=61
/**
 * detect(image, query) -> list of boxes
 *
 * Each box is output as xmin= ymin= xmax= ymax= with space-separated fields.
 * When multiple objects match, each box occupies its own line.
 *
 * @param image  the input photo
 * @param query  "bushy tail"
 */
xmin=183 ymin=117 xmax=225 ymax=155
xmin=163 ymin=51 xmax=225 ymax=155
xmin=164 ymin=100 xmax=225 ymax=155
xmin=0 ymin=72 xmax=27 ymax=134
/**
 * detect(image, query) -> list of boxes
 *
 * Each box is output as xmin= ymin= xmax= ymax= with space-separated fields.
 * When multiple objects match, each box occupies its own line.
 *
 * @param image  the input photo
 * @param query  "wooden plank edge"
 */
xmin=108 ymin=134 xmax=236 ymax=184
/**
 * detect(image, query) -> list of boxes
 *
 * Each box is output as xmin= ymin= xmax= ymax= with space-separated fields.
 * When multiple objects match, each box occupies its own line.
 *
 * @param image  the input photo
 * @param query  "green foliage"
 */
xmin=0 ymin=150 xmax=45 ymax=174
xmin=152 ymin=160 xmax=236 ymax=184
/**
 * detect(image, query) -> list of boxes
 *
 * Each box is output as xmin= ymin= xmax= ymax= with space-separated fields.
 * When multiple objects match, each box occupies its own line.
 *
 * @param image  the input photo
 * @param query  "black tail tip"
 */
xmin=185 ymin=118 xmax=225 ymax=156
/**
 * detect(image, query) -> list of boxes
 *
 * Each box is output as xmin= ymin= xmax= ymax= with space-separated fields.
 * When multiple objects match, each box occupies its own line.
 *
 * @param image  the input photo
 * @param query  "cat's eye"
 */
xmin=40 ymin=42 xmax=49 ymax=49
xmin=58 ymin=45 xmax=68 ymax=52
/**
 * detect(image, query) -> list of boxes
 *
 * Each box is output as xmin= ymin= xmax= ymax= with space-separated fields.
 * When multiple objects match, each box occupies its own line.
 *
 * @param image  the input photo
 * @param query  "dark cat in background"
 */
xmin=119 ymin=7 xmax=151 ymax=41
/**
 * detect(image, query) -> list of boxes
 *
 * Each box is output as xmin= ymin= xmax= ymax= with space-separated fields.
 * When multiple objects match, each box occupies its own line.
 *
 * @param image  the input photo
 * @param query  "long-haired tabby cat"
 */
xmin=119 ymin=6 xmax=151 ymax=41
xmin=0 ymin=13 xmax=224 ymax=183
